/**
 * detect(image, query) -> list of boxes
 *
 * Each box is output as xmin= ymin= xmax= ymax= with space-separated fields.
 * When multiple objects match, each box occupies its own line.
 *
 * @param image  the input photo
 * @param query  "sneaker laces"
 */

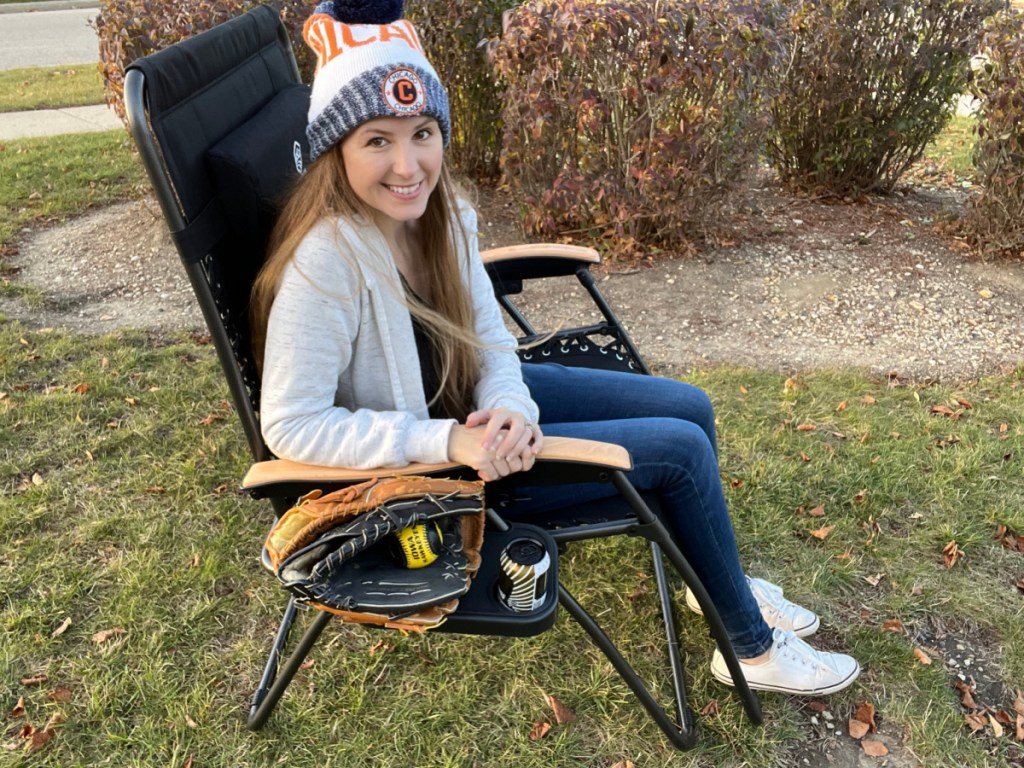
xmin=770 ymin=628 xmax=831 ymax=672
xmin=750 ymin=578 xmax=807 ymax=626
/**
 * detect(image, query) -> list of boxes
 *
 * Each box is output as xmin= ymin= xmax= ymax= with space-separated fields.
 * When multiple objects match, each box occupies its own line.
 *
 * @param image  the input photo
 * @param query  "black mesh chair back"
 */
xmin=125 ymin=4 xmax=307 ymax=461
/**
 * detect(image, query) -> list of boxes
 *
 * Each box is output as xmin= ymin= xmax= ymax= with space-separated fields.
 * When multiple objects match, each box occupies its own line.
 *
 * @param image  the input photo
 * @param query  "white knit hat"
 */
xmin=304 ymin=0 xmax=451 ymax=163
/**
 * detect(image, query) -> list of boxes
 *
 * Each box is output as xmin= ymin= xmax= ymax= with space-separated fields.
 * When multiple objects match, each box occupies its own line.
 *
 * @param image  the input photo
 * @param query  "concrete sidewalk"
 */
xmin=0 ymin=103 xmax=122 ymax=139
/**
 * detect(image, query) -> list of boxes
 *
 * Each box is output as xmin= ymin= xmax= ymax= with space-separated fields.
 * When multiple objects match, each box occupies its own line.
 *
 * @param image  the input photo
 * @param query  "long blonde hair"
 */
xmin=251 ymin=144 xmax=481 ymax=421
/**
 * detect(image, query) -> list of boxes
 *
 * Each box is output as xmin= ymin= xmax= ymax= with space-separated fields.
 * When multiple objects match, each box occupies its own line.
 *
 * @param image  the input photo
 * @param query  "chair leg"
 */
xmin=650 ymin=542 xmax=690 ymax=728
xmin=559 ymin=585 xmax=698 ymax=750
xmin=247 ymin=598 xmax=332 ymax=730
xmin=611 ymin=471 xmax=764 ymax=726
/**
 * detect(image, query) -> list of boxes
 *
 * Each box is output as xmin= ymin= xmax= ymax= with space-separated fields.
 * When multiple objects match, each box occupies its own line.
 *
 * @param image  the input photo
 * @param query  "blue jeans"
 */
xmin=505 ymin=363 xmax=773 ymax=658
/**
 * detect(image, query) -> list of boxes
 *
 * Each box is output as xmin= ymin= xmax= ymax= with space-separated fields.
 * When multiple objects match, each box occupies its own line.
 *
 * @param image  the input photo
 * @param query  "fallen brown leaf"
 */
xmin=810 ymin=525 xmax=835 ymax=540
xmin=9 ymin=697 xmax=25 ymax=718
xmin=20 ymin=674 xmax=47 ymax=686
xmin=92 ymin=627 xmax=126 ymax=644
xmin=836 ymin=400 xmax=848 ymax=411
xmin=989 ymin=714 xmax=1004 ymax=738
xmin=800 ymin=451 xmax=811 ymax=462
xmin=784 ymin=377 xmax=800 ymax=391
xmin=528 ymin=719 xmax=551 ymax=741
xmin=965 ymin=713 xmax=987 ymax=732
xmin=942 ymin=540 xmax=964 ymax=569
xmin=861 ymin=740 xmax=889 ymax=757
xmin=863 ymin=573 xmax=884 ymax=587
xmin=544 ymin=693 xmax=576 ymax=724
xmin=913 ymin=647 xmax=932 ymax=665
xmin=853 ymin=702 xmax=877 ymax=732
xmin=413 ymin=650 xmax=435 ymax=666
xmin=862 ymin=395 xmax=877 ymax=405
xmin=1014 ymin=689 xmax=1024 ymax=717
xmin=848 ymin=719 xmax=870 ymax=739
xmin=198 ymin=414 xmax=225 ymax=426
xmin=72 ymin=383 xmax=90 ymax=395
xmin=25 ymin=728 xmax=57 ymax=752
xmin=46 ymin=688 xmax=72 ymax=703
xmin=700 ymin=699 xmax=720 ymax=716
xmin=808 ymin=505 xmax=825 ymax=518
xmin=299 ymin=658 xmax=315 ymax=670
xmin=796 ymin=423 xmax=817 ymax=432
xmin=51 ymin=617 xmax=71 ymax=638
xmin=1016 ymin=713 xmax=1023 ymax=741
xmin=880 ymin=619 xmax=903 ymax=633
xmin=853 ymin=489 xmax=868 ymax=503
xmin=954 ymin=680 xmax=976 ymax=710
xmin=610 ymin=762 xmax=635 ymax=768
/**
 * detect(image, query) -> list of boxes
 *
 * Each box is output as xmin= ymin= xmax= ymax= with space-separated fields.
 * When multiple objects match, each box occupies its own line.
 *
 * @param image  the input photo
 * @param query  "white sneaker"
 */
xmin=711 ymin=627 xmax=860 ymax=695
xmin=685 ymin=576 xmax=820 ymax=638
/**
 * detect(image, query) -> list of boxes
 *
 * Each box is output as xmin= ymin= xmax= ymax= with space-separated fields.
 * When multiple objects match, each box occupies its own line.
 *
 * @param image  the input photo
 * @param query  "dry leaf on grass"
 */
xmin=9 ymin=697 xmax=25 ymax=718
xmin=1014 ymin=690 xmax=1024 ymax=717
xmin=861 ymin=740 xmax=889 ymax=757
xmin=46 ymin=688 xmax=72 ymax=703
xmin=24 ymin=727 xmax=57 ymax=752
xmin=611 ymin=762 xmax=635 ymax=768
xmin=20 ymin=674 xmax=47 ymax=686
xmin=807 ymin=505 xmax=825 ymax=517
xmin=1016 ymin=713 xmax=1023 ymax=741
xmin=954 ymin=680 xmax=977 ymax=710
xmin=880 ymin=619 xmax=903 ymax=633
xmin=989 ymin=714 xmax=1004 ymax=738
xmin=848 ymin=719 xmax=870 ymax=739
xmin=943 ymin=540 xmax=964 ymax=569
xmin=913 ymin=647 xmax=932 ymax=665
xmin=50 ymin=618 xmax=72 ymax=638
xmin=92 ymin=627 xmax=126 ymax=644
xmin=528 ymin=720 xmax=551 ymax=741
xmin=544 ymin=693 xmax=576 ymax=724
xmin=965 ymin=713 xmax=987 ymax=732
xmin=853 ymin=702 xmax=877 ymax=732
xmin=700 ymin=700 xmax=720 ymax=716
xmin=796 ymin=423 xmax=817 ymax=432
xmin=810 ymin=525 xmax=835 ymax=540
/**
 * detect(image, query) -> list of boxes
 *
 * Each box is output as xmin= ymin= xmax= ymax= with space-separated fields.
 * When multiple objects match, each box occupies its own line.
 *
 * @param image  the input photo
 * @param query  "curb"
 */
xmin=0 ymin=1 xmax=99 ymax=13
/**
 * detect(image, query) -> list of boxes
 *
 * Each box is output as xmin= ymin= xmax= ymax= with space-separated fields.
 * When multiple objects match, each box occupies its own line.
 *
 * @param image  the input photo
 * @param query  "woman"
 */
xmin=253 ymin=0 xmax=860 ymax=696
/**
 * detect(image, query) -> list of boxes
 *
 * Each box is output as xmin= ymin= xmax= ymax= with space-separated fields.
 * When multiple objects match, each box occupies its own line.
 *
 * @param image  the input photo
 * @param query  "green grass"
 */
xmin=921 ymin=114 xmax=977 ymax=180
xmin=0 ymin=131 xmax=146 ymax=248
xmin=2 ymin=321 xmax=1022 ymax=766
xmin=0 ymin=66 xmax=105 ymax=113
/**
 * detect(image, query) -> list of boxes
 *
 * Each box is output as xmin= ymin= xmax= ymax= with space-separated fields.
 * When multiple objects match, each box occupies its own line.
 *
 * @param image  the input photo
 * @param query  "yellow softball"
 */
xmin=393 ymin=522 xmax=443 ymax=569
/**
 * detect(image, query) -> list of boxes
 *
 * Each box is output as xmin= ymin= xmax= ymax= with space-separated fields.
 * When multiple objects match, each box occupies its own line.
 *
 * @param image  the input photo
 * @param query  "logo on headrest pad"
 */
xmin=383 ymin=68 xmax=426 ymax=115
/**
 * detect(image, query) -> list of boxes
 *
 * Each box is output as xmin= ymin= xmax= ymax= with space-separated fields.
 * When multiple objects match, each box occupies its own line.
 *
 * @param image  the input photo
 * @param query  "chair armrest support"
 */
xmin=241 ymin=436 xmax=631 ymax=498
xmin=482 ymin=243 xmax=600 ymax=283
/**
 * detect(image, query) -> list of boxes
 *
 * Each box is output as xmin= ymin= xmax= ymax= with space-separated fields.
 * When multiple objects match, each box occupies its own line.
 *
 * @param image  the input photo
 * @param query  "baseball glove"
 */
xmin=264 ymin=476 xmax=485 ymax=633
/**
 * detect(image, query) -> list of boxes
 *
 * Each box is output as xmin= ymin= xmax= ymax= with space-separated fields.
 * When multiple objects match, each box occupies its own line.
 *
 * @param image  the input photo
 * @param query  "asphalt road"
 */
xmin=0 ymin=7 xmax=98 ymax=70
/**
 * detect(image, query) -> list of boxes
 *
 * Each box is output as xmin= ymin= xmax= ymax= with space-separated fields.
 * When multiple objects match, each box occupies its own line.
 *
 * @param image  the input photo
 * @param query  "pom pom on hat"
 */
xmin=304 ymin=0 xmax=450 ymax=162
xmin=324 ymin=0 xmax=404 ymax=25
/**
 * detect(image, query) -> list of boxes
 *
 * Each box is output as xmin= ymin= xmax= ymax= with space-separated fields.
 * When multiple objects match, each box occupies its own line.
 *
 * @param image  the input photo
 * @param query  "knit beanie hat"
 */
xmin=304 ymin=0 xmax=451 ymax=163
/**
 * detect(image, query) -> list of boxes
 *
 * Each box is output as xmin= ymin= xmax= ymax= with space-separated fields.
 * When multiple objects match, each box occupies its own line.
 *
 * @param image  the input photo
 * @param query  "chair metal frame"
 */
xmin=122 ymin=4 xmax=762 ymax=749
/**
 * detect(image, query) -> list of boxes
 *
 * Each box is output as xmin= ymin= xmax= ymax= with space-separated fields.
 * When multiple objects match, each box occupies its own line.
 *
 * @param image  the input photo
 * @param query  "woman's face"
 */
xmin=340 ymin=116 xmax=443 ymax=231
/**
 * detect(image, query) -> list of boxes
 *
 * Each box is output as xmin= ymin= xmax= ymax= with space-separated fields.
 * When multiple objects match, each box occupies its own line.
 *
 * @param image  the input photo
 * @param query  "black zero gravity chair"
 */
xmin=122 ymin=4 xmax=762 ymax=749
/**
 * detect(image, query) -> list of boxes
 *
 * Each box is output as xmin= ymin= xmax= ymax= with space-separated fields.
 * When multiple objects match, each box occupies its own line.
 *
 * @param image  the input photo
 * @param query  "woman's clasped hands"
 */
xmin=448 ymin=407 xmax=544 ymax=482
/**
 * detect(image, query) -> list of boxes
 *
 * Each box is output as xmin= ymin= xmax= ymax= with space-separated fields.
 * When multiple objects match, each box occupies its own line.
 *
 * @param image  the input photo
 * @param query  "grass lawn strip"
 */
xmin=0 ymin=65 xmax=105 ymax=113
xmin=2 ymin=322 xmax=1022 ymax=765
xmin=0 ymin=130 xmax=146 ymax=250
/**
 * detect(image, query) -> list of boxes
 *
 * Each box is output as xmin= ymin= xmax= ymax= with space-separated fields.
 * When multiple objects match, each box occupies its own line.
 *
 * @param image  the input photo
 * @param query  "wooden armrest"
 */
xmin=241 ymin=436 xmax=631 ymax=492
xmin=481 ymin=243 xmax=600 ymax=265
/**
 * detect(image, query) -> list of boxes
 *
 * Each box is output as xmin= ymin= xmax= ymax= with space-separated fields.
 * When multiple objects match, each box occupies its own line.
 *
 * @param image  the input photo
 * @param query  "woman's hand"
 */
xmin=447 ymin=408 xmax=544 ymax=482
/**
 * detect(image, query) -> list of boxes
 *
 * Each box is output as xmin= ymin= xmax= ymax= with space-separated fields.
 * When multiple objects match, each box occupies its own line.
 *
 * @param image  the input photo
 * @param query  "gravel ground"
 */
xmin=4 ymin=179 xmax=1024 ymax=383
